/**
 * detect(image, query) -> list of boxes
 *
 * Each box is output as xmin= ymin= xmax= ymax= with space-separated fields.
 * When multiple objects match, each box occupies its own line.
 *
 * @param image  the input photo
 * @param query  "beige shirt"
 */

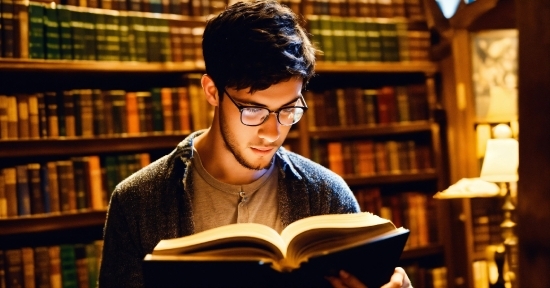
xmin=191 ymin=148 xmax=283 ymax=233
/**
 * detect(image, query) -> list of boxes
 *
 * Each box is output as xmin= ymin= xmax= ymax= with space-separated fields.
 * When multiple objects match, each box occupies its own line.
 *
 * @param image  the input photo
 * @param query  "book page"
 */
xmin=153 ymin=223 xmax=286 ymax=260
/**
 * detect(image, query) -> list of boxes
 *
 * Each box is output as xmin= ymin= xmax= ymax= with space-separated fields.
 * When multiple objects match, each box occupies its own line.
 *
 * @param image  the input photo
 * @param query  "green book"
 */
xmin=150 ymin=88 xmax=164 ymax=132
xmin=158 ymin=17 xmax=171 ymax=62
xmin=364 ymin=20 xmax=382 ymax=62
xmin=118 ymin=11 xmax=130 ymax=61
xmin=44 ymin=4 xmax=61 ymax=60
xmin=28 ymin=2 xmax=45 ymax=59
xmin=145 ymin=16 xmax=160 ymax=62
xmin=94 ymin=11 xmax=108 ymax=61
xmin=396 ymin=20 xmax=410 ymax=62
xmin=57 ymin=4 xmax=72 ymax=60
xmin=355 ymin=19 xmax=369 ymax=62
xmin=379 ymin=20 xmax=400 ymax=62
xmin=60 ymin=244 xmax=78 ymax=288
xmin=103 ymin=156 xmax=118 ymax=198
xmin=68 ymin=6 xmax=85 ymax=60
xmin=331 ymin=16 xmax=347 ymax=62
xmin=305 ymin=15 xmax=323 ymax=62
xmin=81 ymin=9 xmax=96 ymax=61
xmin=318 ymin=15 xmax=334 ymax=62
xmin=343 ymin=18 xmax=358 ymax=62
xmin=85 ymin=243 xmax=99 ymax=288
xmin=104 ymin=10 xmax=120 ymax=61
xmin=128 ymin=12 xmax=147 ymax=62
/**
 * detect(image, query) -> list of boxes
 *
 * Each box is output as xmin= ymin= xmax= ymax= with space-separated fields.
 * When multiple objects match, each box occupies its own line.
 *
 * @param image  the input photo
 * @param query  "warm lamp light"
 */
xmin=480 ymin=124 xmax=519 ymax=183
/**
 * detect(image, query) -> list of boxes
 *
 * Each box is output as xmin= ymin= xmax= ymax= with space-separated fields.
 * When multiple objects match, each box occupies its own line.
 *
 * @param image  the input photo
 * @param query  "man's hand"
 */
xmin=325 ymin=267 xmax=412 ymax=288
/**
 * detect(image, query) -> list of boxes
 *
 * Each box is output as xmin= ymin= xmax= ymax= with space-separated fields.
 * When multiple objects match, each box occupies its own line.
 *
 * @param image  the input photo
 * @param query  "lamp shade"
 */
xmin=480 ymin=124 xmax=519 ymax=183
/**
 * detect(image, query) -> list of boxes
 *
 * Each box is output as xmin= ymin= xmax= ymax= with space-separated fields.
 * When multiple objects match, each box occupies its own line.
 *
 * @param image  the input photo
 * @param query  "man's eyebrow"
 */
xmin=239 ymin=96 xmax=302 ymax=108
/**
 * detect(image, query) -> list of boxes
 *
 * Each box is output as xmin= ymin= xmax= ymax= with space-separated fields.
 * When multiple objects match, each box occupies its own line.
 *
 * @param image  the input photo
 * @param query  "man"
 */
xmin=98 ymin=1 xmax=411 ymax=287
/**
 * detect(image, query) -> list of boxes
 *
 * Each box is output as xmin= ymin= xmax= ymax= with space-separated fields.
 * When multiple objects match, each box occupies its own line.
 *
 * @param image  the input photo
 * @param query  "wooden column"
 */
xmin=516 ymin=0 xmax=550 ymax=286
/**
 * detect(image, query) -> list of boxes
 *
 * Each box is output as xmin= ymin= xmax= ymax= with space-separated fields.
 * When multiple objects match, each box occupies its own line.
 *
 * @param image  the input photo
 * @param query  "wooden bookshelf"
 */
xmin=0 ymin=210 xmax=107 ymax=236
xmin=309 ymin=121 xmax=433 ymax=139
xmin=0 ymin=59 xmax=205 ymax=73
xmin=0 ymin=134 xmax=189 ymax=158
xmin=315 ymin=62 xmax=439 ymax=74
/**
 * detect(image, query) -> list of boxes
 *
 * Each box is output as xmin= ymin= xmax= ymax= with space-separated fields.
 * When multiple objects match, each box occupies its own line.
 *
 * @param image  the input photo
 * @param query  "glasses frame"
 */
xmin=222 ymin=89 xmax=308 ymax=127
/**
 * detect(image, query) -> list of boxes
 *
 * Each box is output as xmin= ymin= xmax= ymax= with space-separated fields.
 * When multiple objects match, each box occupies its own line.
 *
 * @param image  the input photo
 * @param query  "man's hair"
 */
xmin=202 ymin=0 xmax=316 ymax=94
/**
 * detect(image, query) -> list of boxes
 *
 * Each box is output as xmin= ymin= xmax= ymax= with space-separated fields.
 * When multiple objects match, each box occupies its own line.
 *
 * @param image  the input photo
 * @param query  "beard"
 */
xmin=219 ymin=108 xmax=275 ymax=171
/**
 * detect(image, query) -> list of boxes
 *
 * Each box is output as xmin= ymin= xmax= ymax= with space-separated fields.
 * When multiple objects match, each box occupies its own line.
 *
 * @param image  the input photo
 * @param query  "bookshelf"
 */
xmin=0 ymin=0 xmax=453 ymax=287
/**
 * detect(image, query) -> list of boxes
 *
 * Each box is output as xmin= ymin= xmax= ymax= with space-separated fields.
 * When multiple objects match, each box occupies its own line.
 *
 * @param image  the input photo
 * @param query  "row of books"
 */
xmin=0 ymin=75 xmax=213 ymax=140
xmin=59 ymin=0 xmax=226 ymax=16
xmin=312 ymin=139 xmax=433 ymax=177
xmin=307 ymin=15 xmax=431 ymax=63
xmin=300 ymin=0 xmax=426 ymax=20
xmin=0 ymin=152 xmax=150 ymax=218
xmin=0 ymin=240 xmax=103 ymax=288
xmin=305 ymin=84 xmax=429 ymax=127
xmin=354 ymin=187 xmax=437 ymax=249
xmin=1 ymin=2 xmax=205 ymax=63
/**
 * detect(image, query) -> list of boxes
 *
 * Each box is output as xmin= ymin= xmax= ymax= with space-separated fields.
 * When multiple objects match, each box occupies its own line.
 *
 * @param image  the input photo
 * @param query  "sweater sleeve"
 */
xmin=98 ymin=190 xmax=146 ymax=288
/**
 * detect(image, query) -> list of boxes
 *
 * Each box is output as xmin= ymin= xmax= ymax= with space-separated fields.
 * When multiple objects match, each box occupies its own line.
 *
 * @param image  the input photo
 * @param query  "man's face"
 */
xmin=218 ymin=78 xmax=303 ymax=171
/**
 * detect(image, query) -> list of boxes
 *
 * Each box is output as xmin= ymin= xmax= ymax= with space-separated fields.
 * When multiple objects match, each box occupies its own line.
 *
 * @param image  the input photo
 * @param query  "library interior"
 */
xmin=1 ymin=0 xmax=549 ymax=287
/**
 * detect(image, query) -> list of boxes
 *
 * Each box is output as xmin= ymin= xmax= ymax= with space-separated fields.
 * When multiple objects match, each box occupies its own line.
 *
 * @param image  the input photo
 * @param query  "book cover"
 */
xmin=143 ymin=213 xmax=409 ymax=288
xmin=15 ymin=165 xmax=31 ymax=216
xmin=34 ymin=246 xmax=53 ymax=288
xmin=21 ymin=247 xmax=34 ymax=288
xmin=0 ymin=173 xmax=6 ymax=218
xmin=60 ymin=245 xmax=78 ymax=288
xmin=3 ymin=168 xmax=18 ymax=217
xmin=5 ymin=249 xmax=23 ymax=288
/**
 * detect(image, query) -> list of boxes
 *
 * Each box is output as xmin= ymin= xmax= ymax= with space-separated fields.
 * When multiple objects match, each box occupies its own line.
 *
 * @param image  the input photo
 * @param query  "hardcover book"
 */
xmin=143 ymin=212 xmax=409 ymax=288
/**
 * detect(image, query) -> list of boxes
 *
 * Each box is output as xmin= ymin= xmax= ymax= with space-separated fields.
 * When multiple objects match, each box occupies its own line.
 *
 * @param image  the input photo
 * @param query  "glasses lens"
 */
xmin=241 ymin=107 xmax=270 ymax=125
xmin=278 ymin=107 xmax=304 ymax=125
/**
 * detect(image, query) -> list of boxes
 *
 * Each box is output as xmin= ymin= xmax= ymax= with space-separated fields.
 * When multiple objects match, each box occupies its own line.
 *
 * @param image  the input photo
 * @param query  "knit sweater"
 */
xmin=98 ymin=130 xmax=360 ymax=287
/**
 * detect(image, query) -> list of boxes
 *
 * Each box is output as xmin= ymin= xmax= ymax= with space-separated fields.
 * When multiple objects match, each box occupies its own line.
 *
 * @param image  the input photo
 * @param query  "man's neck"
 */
xmin=193 ymin=129 xmax=271 ymax=185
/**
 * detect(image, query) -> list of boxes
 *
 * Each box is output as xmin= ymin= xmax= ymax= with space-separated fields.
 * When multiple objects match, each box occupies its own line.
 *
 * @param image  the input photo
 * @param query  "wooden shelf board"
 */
xmin=344 ymin=169 xmax=438 ymax=186
xmin=0 ymin=59 xmax=205 ymax=73
xmin=0 ymin=210 xmax=107 ymax=235
xmin=0 ymin=133 xmax=189 ymax=158
xmin=309 ymin=121 xmax=433 ymax=139
xmin=401 ymin=244 xmax=444 ymax=260
xmin=315 ymin=62 xmax=439 ymax=74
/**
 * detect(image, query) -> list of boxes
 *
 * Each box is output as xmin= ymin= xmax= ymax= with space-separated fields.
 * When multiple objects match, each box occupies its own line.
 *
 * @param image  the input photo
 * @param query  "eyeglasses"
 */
xmin=223 ymin=89 xmax=308 ymax=126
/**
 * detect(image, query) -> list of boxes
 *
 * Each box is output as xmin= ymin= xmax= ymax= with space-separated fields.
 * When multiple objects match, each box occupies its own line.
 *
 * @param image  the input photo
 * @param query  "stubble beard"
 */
xmin=219 ymin=108 xmax=274 ymax=171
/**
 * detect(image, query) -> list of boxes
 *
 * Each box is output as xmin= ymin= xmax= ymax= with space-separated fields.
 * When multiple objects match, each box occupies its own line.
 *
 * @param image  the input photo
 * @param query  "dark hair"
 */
xmin=202 ymin=0 xmax=316 ymax=94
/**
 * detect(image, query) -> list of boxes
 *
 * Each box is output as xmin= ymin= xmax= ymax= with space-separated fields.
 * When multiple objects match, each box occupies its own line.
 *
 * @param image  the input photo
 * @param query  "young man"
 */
xmin=98 ymin=1 xmax=411 ymax=287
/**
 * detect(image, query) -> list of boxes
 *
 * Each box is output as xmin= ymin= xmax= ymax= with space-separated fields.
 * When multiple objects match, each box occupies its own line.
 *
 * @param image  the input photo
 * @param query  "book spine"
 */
xmin=16 ymin=165 xmax=31 ymax=216
xmin=34 ymin=247 xmax=51 ymax=288
xmin=21 ymin=247 xmax=34 ymax=288
xmin=57 ymin=5 xmax=72 ymax=60
xmin=6 ymin=95 xmax=18 ymax=139
xmin=59 ymin=245 xmax=78 ymax=288
xmin=0 ymin=95 xmax=8 ymax=140
xmin=17 ymin=94 xmax=29 ymax=139
xmin=5 ymin=249 xmax=23 ymax=288
xmin=82 ymin=9 xmax=96 ymax=61
xmin=27 ymin=163 xmax=44 ymax=215
xmin=28 ymin=2 xmax=45 ymax=59
xmin=118 ymin=11 xmax=130 ymax=61
xmin=27 ymin=94 xmax=39 ymax=139
xmin=49 ymin=246 xmax=62 ymax=288
xmin=44 ymin=4 xmax=61 ymax=60
xmin=1 ymin=0 xmax=15 ymax=58
xmin=45 ymin=92 xmax=59 ymax=138
xmin=0 ymin=173 xmax=6 ymax=218
xmin=68 ymin=8 xmax=84 ymax=61
xmin=104 ymin=10 xmax=120 ymax=61
xmin=150 ymin=88 xmax=164 ymax=132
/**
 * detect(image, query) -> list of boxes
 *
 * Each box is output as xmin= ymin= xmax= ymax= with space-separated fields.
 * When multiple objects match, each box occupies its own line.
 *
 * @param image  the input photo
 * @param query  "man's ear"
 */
xmin=201 ymin=74 xmax=219 ymax=107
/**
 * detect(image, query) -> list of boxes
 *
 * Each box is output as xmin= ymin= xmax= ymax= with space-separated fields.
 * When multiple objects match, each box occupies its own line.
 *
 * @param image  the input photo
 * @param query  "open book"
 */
xmin=143 ymin=212 xmax=409 ymax=288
